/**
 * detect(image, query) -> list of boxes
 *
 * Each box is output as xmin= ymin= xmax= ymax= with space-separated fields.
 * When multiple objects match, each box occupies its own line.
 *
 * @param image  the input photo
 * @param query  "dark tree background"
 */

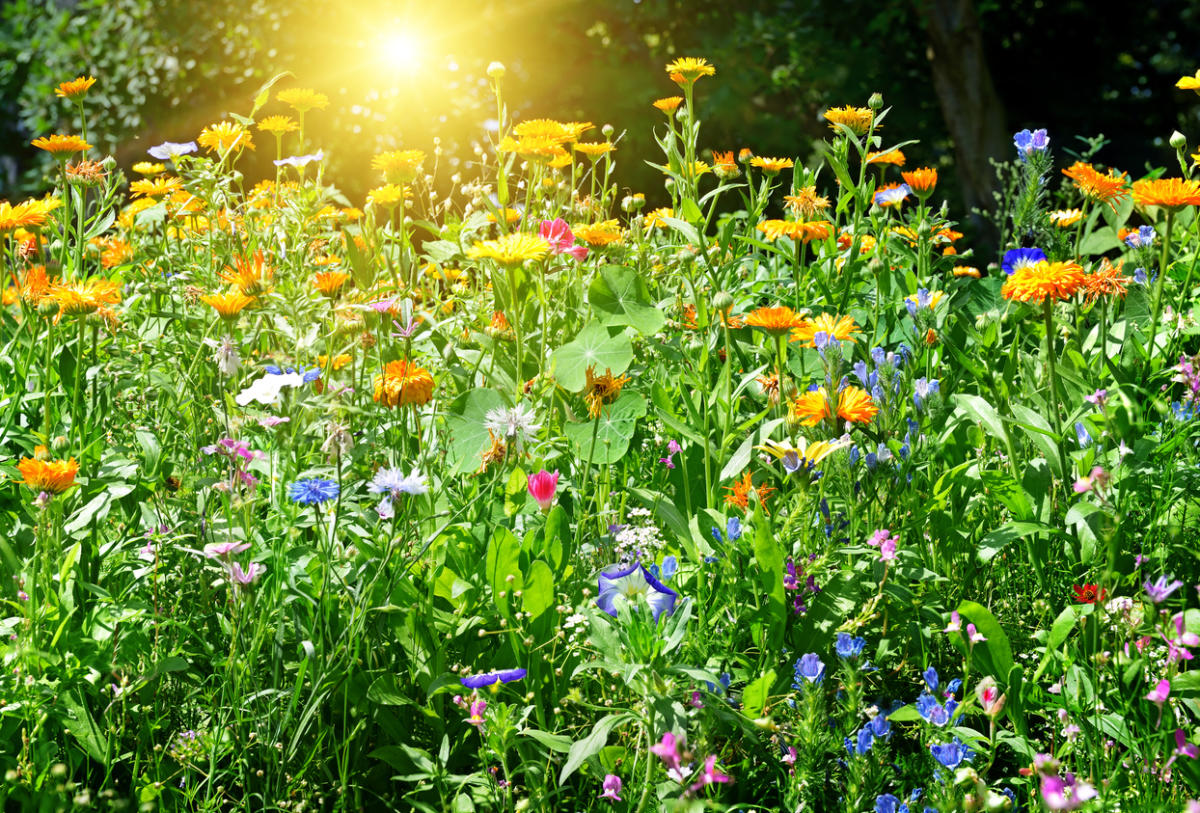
xmin=3 ymin=0 xmax=1200 ymax=229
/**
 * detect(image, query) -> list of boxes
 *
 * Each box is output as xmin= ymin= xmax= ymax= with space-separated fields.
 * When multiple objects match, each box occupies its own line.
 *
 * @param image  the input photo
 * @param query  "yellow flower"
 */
xmin=50 ymin=277 xmax=122 ymax=319
xmin=789 ymin=386 xmax=877 ymax=426
xmin=198 ymin=121 xmax=255 ymax=154
xmin=1177 ymin=70 xmax=1200 ymax=93
xmin=372 ymin=149 xmax=426 ymax=181
xmin=467 ymin=233 xmax=550 ymax=267
xmin=750 ymin=156 xmax=795 ymax=174
xmin=758 ymin=436 xmax=852 ymax=472
xmin=18 ymin=456 xmax=79 ymax=494
xmin=374 ymin=360 xmax=434 ymax=407
xmin=318 ymin=353 xmax=353 ymax=371
xmin=31 ymin=134 xmax=91 ymax=156
xmin=367 ymin=184 xmax=411 ymax=208
xmin=866 ymin=149 xmax=906 ymax=166
xmin=583 ymin=365 xmax=630 ymax=418
xmin=653 ymin=96 xmax=683 ymax=113
xmin=664 ymin=57 xmax=716 ymax=83
xmin=745 ymin=306 xmax=807 ymax=336
xmin=1001 ymin=260 xmax=1085 ymax=304
xmin=55 ymin=76 xmax=96 ymax=99
xmin=953 ymin=266 xmax=981 ymax=279
xmin=643 ymin=207 xmax=674 ymax=229
xmin=1049 ymin=208 xmax=1083 ymax=227
xmin=130 ymin=175 xmax=183 ymax=199
xmin=573 ymin=220 xmax=623 ymax=246
xmin=574 ymin=142 xmax=615 ymax=158
xmin=498 ymin=135 xmax=569 ymax=163
xmin=313 ymin=271 xmax=351 ymax=298
xmin=905 ymin=290 xmax=945 ymax=310
xmin=132 ymin=161 xmax=165 ymax=176
xmin=201 ymin=291 xmax=255 ymax=320
xmin=824 ymin=106 xmax=874 ymax=135
xmin=221 ymin=251 xmax=274 ymax=297
xmin=257 ymin=115 xmax=299 ymax=135
xmin=1132 ymin=177 xmax=1200 ymax=211
xmin=512 ymin=119 xmax=575 ymax=143
xmin=757 ymin=219 xmax=831 ymax=243
xmin=0 ymin=197 xmax=61 ymax=232
xmin=276 ymin=88 xmax=329 ymax=113
xmin=784 ymin=187 xmax=831 ymax=218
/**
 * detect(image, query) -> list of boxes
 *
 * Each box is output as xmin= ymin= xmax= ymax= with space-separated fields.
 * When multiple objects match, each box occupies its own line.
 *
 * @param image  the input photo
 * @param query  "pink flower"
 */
xmin=540 ymin=218 xmax=588 ymax=261
xmin=689 ymin=691 xmax=704 ymax=708
xmin=689 ymin=754 xmax=732 ymax=793
xmin=1147 ymin=678 xmax=1171 ymax=707
xmin=944 ymin=610 xmax=962 ymax=633
xmin=228 ymin=561 xmax=264 ymax=586
xmin=467 ymin=699 xmax=487 ymax=728
xmin=527 ymin=469 xmax=560 ymax=513
xmin=867 ymin=528 xmax=891 ymax=547
xmin=1040 ymin=773 xmax=1097 ymax=809
xmin=650 ymin=732 xmax=682 ymax=772
xmin=1177 ymin=729 xmax=1200 ymax=759
xmin=879 ymin=538 xmax=897 ymax=562
xmin=781 ymin=746 xmax=797 ymax=770
xmin=1072 ymin=466 xmax=1110 ymax=494
xmin=976 ymin=676 xmax=1006 ymax=717
xmin=204 ymin=541 xmax=251 ymax=558
xmin=599 ymin=774 xmax=622 ymax=802
xmin=966 ymin=623 xmax=987 ymax=644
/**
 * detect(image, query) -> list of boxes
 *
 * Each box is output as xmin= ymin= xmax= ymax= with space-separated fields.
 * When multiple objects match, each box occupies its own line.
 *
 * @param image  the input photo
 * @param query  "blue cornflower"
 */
xmin=793 ymin=653 xmax=826 ymax=687
xmin=930 ymin=738 xmax=971 ymax=769
xmin=1013 ymin=128 xmax=1049 ymax=159
xmin=835 ymin=632 xmax=866 ymax=659
xmin=289 ymin=478 xmax=340 ymax=505
xmin=1002 ymin=247 xmax=1047 ymax=276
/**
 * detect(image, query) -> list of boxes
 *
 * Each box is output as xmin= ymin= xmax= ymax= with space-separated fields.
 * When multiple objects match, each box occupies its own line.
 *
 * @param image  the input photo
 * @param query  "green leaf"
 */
xmin=1047 ymin=606 xmax=1078 ymax=651
xmin=753 ymin=509 xmax=786 ymax=652
xmin=504 ymin=466 xmax=527 ymax=517
xmin=980 ymin=470 xmax=1033 ymax=522
xmin=589 ymin=265 xmax=665 ymax=334
xmin=977 ymin=521 xmax=1057 ymax=563
xmin=522 ymin=560 xmax=555 ymax=620
xmin=954 ymin=393 xmax=1008 ymax=446
xmin=250 ymin=71 xmax=293 ymax=116
xmin=564 ymin=391 xmax=646 ymax=465
xmin=486 ymin=527 xmax=523 ymax=622
xmin=560 ymin=714 xmax=625 ymax=783
xmin=551 ymin=322 xmax=633 ymax=392
xmin=1079 ymin=226 xmax=1121 ymax=255
xmin=444 ymin=388 xmax=506 ymax=475
xmin=742 ymin=668 xmax=776 ymax=718
xmin=954 ymin=601 xmax=1015 ymax=683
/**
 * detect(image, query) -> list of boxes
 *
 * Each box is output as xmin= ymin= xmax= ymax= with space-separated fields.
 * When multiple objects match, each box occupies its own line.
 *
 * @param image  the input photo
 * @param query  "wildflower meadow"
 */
xmin=9 ymin=49 xmax=1200 ymax=813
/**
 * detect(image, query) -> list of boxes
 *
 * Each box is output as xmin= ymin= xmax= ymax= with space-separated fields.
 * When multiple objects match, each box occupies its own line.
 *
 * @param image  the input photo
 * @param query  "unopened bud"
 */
xmin=1171 ymin=130 xmax=1188 ymax=150
xmin=868 ymin=92 xmax=884 ymax=110
xmin=487 ymin=62 xmax=506 ymax=80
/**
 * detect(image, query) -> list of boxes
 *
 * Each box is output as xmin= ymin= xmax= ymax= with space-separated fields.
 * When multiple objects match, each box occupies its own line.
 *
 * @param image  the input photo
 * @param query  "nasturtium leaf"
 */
xmin=588 ymin=265 xmax=665 ymax=334
xmin=522 ymin=559 xmax=555 ymax=620
xmin=551 ymin=322 xmax=633 ymax=392
xmin=564 ymin=391 xmax=646 ymax=465
xmin=444 ymin=388 xmax=506 ymax=475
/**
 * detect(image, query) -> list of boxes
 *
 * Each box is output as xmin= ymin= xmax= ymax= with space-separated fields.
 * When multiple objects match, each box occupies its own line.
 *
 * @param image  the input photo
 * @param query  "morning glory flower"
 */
xmin=596 ymin=563 xmax=678 ymax=622
xmin=273 ymin=150 xmax=324 ymax=168
xmin=1013 ymin=128 xmax=1050 ymax=159
xmin=288 ymin=478 xmax=340 ymax=506
xmin=148 ymin=141 xmax=197 ymax=160
xmin=874 ymin=183 xmax=911 ymax=207
xmin=1002 ymin=247 xmax=1047 ymax=275
xmin=460 ymin=668 xmax=526 ymax=689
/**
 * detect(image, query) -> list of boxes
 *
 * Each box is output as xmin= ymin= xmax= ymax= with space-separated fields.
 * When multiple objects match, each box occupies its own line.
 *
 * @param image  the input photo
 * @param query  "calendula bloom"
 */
xmin=790 ymin=386 xmax=878 ymax=426
xmin=51 ymin=278 xmax=121 ymax=318
xmin=573 ymin=220 xmax=623 ymax=246
xmin=18 ymin=455 xmax=79 ymax=494
xmin=874 ymin=183 xmax=910 ymax=207
xmin=93 ymin=236 xmax=132 ymax=268
xmin=65 ymin=159 xmax=106 ymax=186
xmin=792 ymin=313 xmax=859 ymax=346
xmin=1177 ymin=70 xmax=1200 ymax=93
xmin=1001 ymin=260 xmax=1086 ymax=304
xmin=824 ymin=106 xmax=874 ymax=135
xmin=55 ymin=75 xmax=96 ymax=99
xmin=653 ymin=96 xmax=683 ymax=113
xmin=130 ymin=175 xmax=182 ymax=199
xmin=511 ymin=118 xmax=585 ymax=142
xmin=257 ymin=115 xmax=298 ymax=135
xmin=497 ymin=134 xmax=568 ymax=163
xmin=1049 ymin=208 xmax=1083 ymax=227
xmin=1132 ymin=177 xmax=1200 ymax=211
xmin=757 ymin=219 xmax=831 ymax=243
xmin=784 ymin=187 xmax=832 ymax=217
xmin=724 ymin=470 xmax=776 ymax=515
xmin=317 ymin=353 xmax=352 ymax=371
xmin=0 ymin=198 xmax=60 ymax=232
xmin=750 ymin=156 xmax=795 ymax=174
xmin=31 ymin=134 xmax=91 ymax=156
xmin=745 ymin=305 xmax=807 ymax=336
xmin=276 ymin=87 xmax=329 ymax=112
xmin=664 ymin=57 xmax=716 ymax=82
xmin=712 ymin=150 xmax=739 ymax=179
xmin=198 ymin=121 xmax=255 ymax=154
xmin=372 ymin=149 xmax=426 ymax=180
xmin=902 ymin=167 xmax=937 ymax=197
xmin=643 ymin=207 xmax=673 ymax=229
xmin=1082 ymin=258 xmax=1131 ymax=302
xmin=1062 ymin=161 xmax=1128 ymax=208
xmin=953 ymin=265 xmax=981 ymax=278
xmin=374 ymin=360 xmax=434 ymax=407
xmin=758 ymin=436 xmax=852 ymax=475
xmin=583 ymin=365 xmax=630 ymax=418
xmin=467 ymin=233 xmax=550 ymax=267
xmin=131 ymin=161 xmax=165 ymax=176
xmin=574 ymin=142 xmax=615 ymax=158
xmin=866 ymin=149 xmax=906 ymax=166
xmin=201 ymin=291 xmax=255 ymax=320
xmin=367 ymin=183 xmax=411 ymax=207
xmin=221 ymin=251 xmax=274 ymax=297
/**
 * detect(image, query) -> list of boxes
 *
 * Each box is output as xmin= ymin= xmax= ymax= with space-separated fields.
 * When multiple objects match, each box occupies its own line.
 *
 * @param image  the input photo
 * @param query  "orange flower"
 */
xmin=221 ymin=251 xmax=274 ymax=297
xmin=313 ymin=270 xmax=350 ymax=298
xmin=835 ymin=386 xmax=879 ymax=424
xmin=712 ymin=150 xmax=739 ymax=179
xmin=790 ymin=389 xmax=831 ymax=425
xmin=653 ymin=96 xmax=683 ymax=113
xmin=790 ymin=386 xmax=877 ymax=426
xmin=824 ymin=106 xmax=874 ymax=135
xmin=31 ymin=134 xmax=91 ymax=156
xmin=723 ymin=470 xmax=775 ymax=515
xmin=1001 ymin=260 xmax=1086 ymax=304
xmin=573 ymin=220 xmax=622 ymax=246
xmin=50 ymin=277 xmax=121 ymax=319
xmin=574 ymin=142 xmax=615 ymax=158
xmin=318 ymin=353 xmax=353 ymax=371
xmin=198 ymin=121 xmax=255 ymax=154
xmin=791 ymin=313 xmax=859 ymax=346
xmin=757 ymin=219 xmax=831 ymax=243
xmin=583 ymin=365 xmax=630 ymax=418
xmin=756 ymin=372 xmax=780 ymax=406
xmin=131 ymin=175 xmax=183 ymax=199
xmin=953 ymin=266 xmax=981 ymax=278
xmin=866 ymin=149 xmax=905 ymax=166
xmin=18 ymin=456 xmax=79 ymax=494
xmin=1131 ymin=177 xmax=1200 ymax=211
xmin=0 ymin=198 xmax=60 ymax=232
xmin=902 ymin=167 xmax=937 ymax=196
xmin=1082 ymin=258 xmax=1131 ymax=302
xmin=55 ymin=76 xmax=96 ymax=99
xmin=750 ymin=156 xmax=795 ymax=174
xmin=664 ymin=57 xmax=716 ymax=83
xmin=1062 ymin=162 xmax=1128 ymax=209
xmin=201 ymin=291 xmax=255 ymax=319
xmin=374 ymin=360 xmax=434 ymax=407
xmin=744 ymin=305 xmax=807 ymax=336
xmin=1049 ymin=208 xmax=1083 ymax=227
xmin=784 ymin=187 xmax=831 ymax=218
xmin=276 ymin=88 xmax=329 ymax=113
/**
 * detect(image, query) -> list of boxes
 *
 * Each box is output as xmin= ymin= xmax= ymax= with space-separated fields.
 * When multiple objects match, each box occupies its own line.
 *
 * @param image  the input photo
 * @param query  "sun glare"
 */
xmin=379 ymin=31 xmax=423 ymax=74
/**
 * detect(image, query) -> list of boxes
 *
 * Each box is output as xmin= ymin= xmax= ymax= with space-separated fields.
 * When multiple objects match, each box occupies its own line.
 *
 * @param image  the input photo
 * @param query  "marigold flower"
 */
xmin=664 ymin=57 xmax=716 ymax=83
xmin=1177 ymin=70 xmax=1200 ymax=93
xmin=583 ymin=365 xmax=630 ymax=418
xmin=131 ymin=161 xmax=165 ymax=176
xmin=758 ymin=219 xmax=831 ymax=243
xmin=198 ymin=121 xmax=255 ymax=154
xmin=372 ymin=149 xmax=426 ymax=180
xmin=498 ymin=135 xmax=569 ymax=162
xmin=257 ymin=115 xmax=299 ymax=135
xmin=1001 ymin=260 xmax=1086 ymax=304
xmin=0 ymin=198 xmax=60 ymax=232
xmin=511 ymin=119 xmax=578 ymax=143
xmin=467 ymin=233 xmax=550 ymax=267
xmin=653 ymin=96 xmax=683 ymax=113
xmin=744 ymin=305 xmax=807 ymax=336
xmin=93 ymin=236 xmax=132 ymax=268
xmin=1131 ymin=177 xmax=1200 ymax=211
xmin=31 ymin=134 xmax=91 ymax=156
xmin=1049 ymin=208 xmax=1083 ymax=227
xmin=18 ymin=455 xmax=79 ymax=494
xmin=201 ymin=291 xmax=255 ymax=319
xmin=573 ymin=220 xmax=623 ymax=246
xmin=1082 ymin=258 xmax=1130 ymax=302
xmin=953 ymin=266 xmax=981 ymax=278
xmin=784 ymin=187 xmax=832 ymax=218
xmin=276 ymin=88 xmax=329 ymax=113
xmin=374 ymin=360 xmax=434 ymax=407
xmin=1062 ymin=162 xmax=1128 ymax=209
xmin=314 ymin=271 xmax=350 ymax=298
xmin=55 ymin=75 xmax=96 ymax=99
xmin=790 ymin=386 xmax=877 ymax=426
xmin=791 ymin=313 xmax=859 ymax=346
xmin=574 ymin=142 xmax=615 ymax=158
xmin=51 ymin=277 xmax=122 ymax=319
xmin=902 ymin=167 xmax=937 ymax=196
xmin=318 ymin=353 xmax=352 ymax=371
xmin=221 ymin=251 xmax=274 ymax=297
xmin=866 ymin=149 xmax=905 ymax=166
xmin=824 ymin=106 xmax=874 ymax=135
xmin=724 ymin=470 xmax=775 ymax=515
xmin=750 ymin=156 xmax=795 ymax=174
xmin=17 ymin=265 xmax=53 ymax=306
xmin=643 ymin=207 xmax=674 ymax=229
xmin=65 ymin=159 xmax=106 ymax=186
xmin=712 ymin=150 xmax=739 ymax=179
xmin=130 ymin=175 xmax=182 ymax=199
xmin=367 ymin=184 xmax=411 ymax=208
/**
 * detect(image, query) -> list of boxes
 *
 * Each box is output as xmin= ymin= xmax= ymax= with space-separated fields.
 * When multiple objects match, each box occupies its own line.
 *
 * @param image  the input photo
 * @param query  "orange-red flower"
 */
xmin=313 ymin=271 xmax=350 ymax=298
xmin=374 ymin=360 xmax=434 ymax=407
xmin=1001 ymin=260 xmax=1086 ymax=304
xmin=221 ymin=251 xmax=274 ymax=297
xmin=201 ymin=291 xmax=255 ymax=319
xmin=583 ymin=365 xmax=630 ymax=418
xmin=723 ymin=470 xmax=775 ymax=515
xmin=744 ymin=305 xmax=807 ymax=336
xmin=902 ymin=167 xmax=937 ymax=196
xmin=789 ymin=386 xmax=878 ymax=426
xmin=1082 ymin=258 xmax=1131 ymax=302
xmin=1131 ymin=177 xmax=1200 ymax=211
xmin=757 ymin=219 xmax=831 ymax=243
xmin=18 ymin=454 xmax=79 ymax=494
xmin=1062 ymin=162 xmax=1128 ymax=209
xmin=784 ymin=187 xmax=832 ymax=217
xmin=653 ymin=97 xmax=683 ymax=114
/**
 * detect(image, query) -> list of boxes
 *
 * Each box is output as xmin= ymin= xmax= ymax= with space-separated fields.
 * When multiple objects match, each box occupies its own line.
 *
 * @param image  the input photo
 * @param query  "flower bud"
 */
xmin=486 ymin=62 xmax=506 ymax=80
xmin=1171 ymin=130 xmax=1188 ymax=150
xmin=602 ymin=124 xmax=614 ymax=138
xmin=713 ymin=290 xmax=734 ymax=311
xmin=868 ymin=92 xmax=884 ymax=110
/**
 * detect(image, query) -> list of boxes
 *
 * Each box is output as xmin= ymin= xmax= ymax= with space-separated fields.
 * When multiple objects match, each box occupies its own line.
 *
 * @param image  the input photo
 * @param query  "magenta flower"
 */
xmin=467 ymin=699 xmax=487 ymax=729
xmin=1040 ymin=773 xmax=1097 ymax=809
xmin=944 ymin=610 xmax=962 ymax=633
xmin=689 ymin=755 xmax=732 ymax=793
xmin=879 ymin=538 xmax=897 ymax=562
xmin=204 ymin=541 xmax=251 ymax=558
xmin=1146 ymin=678 xmax=1171 ymax=707
xmin=966 ymin=623 xmax=987 ymax=644
xmin=527 ymin=469 xmax=560 ymax=513
xmin=540 ymin=218 xmax=588 ymax=261
xmin=650 ymin=732 xmax=683 ymax=773
xmin=228 ymin=562 xmax=264 ymax=586
xmin=1177 ymin=729 xmax=1200 ymax=759
xmin=599 ymin=774 xmax=622 ymax=802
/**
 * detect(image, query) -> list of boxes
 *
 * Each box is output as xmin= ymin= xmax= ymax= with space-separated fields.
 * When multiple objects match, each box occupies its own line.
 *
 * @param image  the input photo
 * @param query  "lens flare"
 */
xmin=379 ymin=31 xmax=423 ymax=74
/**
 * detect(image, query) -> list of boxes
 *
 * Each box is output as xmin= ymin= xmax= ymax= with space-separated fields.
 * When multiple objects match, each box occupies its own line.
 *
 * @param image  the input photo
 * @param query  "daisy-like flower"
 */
xmin=0 ymin=198 xmax=61 ymax=232
xmin=643 ymin=207 xmax=674 ymax=229
xmin=201 ymin=291 xmax=255 ymax=320
xmin=198 ymin=121 xmax=255 ymax=154
xmin=276 ymin=88 xmax=329 ymax=113
xmin=904 ymin=288 xmax=945 ymax=313
xmin=1132 ymin=177 xmax=1200 ymax=211
xmin=653 ymin=96 xmax=683 ymax=114
xmin=1062 ymin=161 xmax=1128 ymax=209
xmin=790 ymin=386 xmax=878 ymax=426
xmin=131 ymin=161 xmax=165 ymax=176
xmin=257 ymin=115 xmax=298 ymax=135
xmin=55 ymin=76 xmax=96 ymax=99
xmin=866 ymin=149 xmax=905 ymax=166
xmin=583 ymin=365 xmax=630 ymax=418
xmin=750 ymin=156 xmax=795 ymax=174
xmin=288 ymin=478 xmax=340 ymax=506
xmin=484 ymin=403 xmax=541 ymax=451
xmin=744 ymin=305 xmax=807 ymax=336
xmin=784 ymin=187 xmax=832 ymax=217
xmin=757 ymin=219 xmax=831 ymax=243
xmin=574 ymin=142 xmax=615 ymax=158
xmin=511 ymin=118 xmax=586 ymax=142
xmin=467 ymin=233 xmax=550 ymax=267
xmin=221 ymin=251 xmax=274 ymax=297
xmin=372 ymin=149 xmax=426 ymax=181
xmin=664 ymin=57 xmax=716 ymax=83
xmin=31 ymin=134 xmax=91 ymax=156
xmin=313 ymin=271 xmax=350 ymax=298
xmin=1177 ymin=70 xmax=1200 ymax=94
xmin=1001 ymin=260 xmax=1086 ymax=304
xmin=367 ymin=183 xmax=411 ymax=208
xmin=724 ymin=470 xmax=776 ymax=514
xmin=370 ymin=466 xmax=429 ymax=500
xmin=1049 ymin=208 xmax=1083 ymax=227
xmin=18 ymin=453 xmax=79 ymax=494
xmin=1082 ymin=258 xmax=1131 ymax=302
xmin=373 ymin=360 xmax=434 ymax=407
xmin=51 ymin=277 xmax=121 ymax=318
xmin=874 ymin=183 xmax=910 ymax=207
xmin=65 ymin=159 xmax=106 ymax=186
xmin=902 ymin=167 xmax=937 ymax=198
xmin=758 ymin=436 xmax=852 ymax=476
xmin=573 ymin=220 xmax=623 ymax=246
xmin=824 ymin=106 xmax=874 ymax=135
xmin=130 ymin=175 xmax=183 ymax=199
xmin=791 ymin=313 xmax=859 ymax=346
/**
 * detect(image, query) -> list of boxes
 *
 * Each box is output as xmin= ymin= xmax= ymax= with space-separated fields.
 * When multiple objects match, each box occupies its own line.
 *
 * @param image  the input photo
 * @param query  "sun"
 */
xmin=379 ymin=30 xmax=423 ymax=74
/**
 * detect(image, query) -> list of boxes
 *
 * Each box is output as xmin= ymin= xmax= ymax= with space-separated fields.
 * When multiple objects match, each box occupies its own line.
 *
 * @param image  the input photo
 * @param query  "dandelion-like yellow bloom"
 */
xmin=55 ymin=76 xmax=96 ymax=99
xmin=276 ymin=88 xmax=329 ymax=113
xmin=201 ymin=291 xmax=255 ymax=320
xmin=467 ymin=233 xmax=550 ymax=267
xmin=1001 ymin=260 xmax=1086 ymax=304
xmin=664 ymin=57 xmax=716 ymax=82
xmin=258 ymin=115 xmax=299 ymax=135
xmin=313 ymin=271 xmax=350 ymax=298
xmin=790 ymin=386 xmax=877 ymax=426
xmin=866 ymin=149 xmax=906 ymax=166
xmin=31 ymin=134 xmax=91 ymax=156
xmin=221 ymin=251 xmax=274 ymax=297
xmin=18 ymin=455 xmax=79 ymax=493
xmin=791 ymin=313 xmax=859 ymax=346
xmin=165 ymin=191 xmax=205 ymax=218
xmin=757 ymin=219 xmax=831 ymax=243
xmin=653 ymin=96 xmax=683 ymax=113
xmin=498 ymin=135 xmax=570 ymax=163
xmin=583 ymin=365 xmax=630 ymax=418
xmin=0 ymin=198 xmax=60 ymax=232
xmin=824 ymin=106 xmax=874 ymax=135
xmin=130 ymin=175 xmax=183 ymax=199
xmin=1177 ymin=70 xmax=1200 ymax=93
xmin=643 ymin=207 xmax=673 ymax=229
xmin=573 ymin=220 xmax=623 ymax=246
xmin=132 ymin=161 xmax=165 ymax=176
xmin=367 ymin=184 xmax=411 ymax=208
xmin=512 ymin=119 xmax=576 ymax=143
xmin=318 ymin=353 xmax=353 ymax=371
xmin=372 ymin=149 xmax=426 ymax=180
xmin=744 ymin=305 xmax=807 ymax=336
xmin=198 ymin=121 xmax=255 ymax=154
xmin=1132 ymin=177 xmax=1200 ymax=211
xmin=750 ymin=156 xmax=795 ymax=173
xmin=574 ymin=142 xmax=615 ymax=158
xmin=374 ymin=360 xmax=434 ymax=407
xmin=1049 ymin=208 xmax=1083 ymax=227
xmin=486 ymin=208 xmax=522 ymax=225
xmin=785 ymin=187 xmax=832 ymax=218
xmin=1062 ymin=162 xmax=1128 ymax=208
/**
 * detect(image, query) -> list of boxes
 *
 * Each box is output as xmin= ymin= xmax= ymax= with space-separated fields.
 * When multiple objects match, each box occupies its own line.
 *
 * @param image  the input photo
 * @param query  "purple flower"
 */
xmin=1013 ymin=128 xmax=1050 ymax=158
xmin=689 ymin=754 xmax=731 ymax=792
xmin=228 ymin=561 xmax=264 ymax=586
xmin=596 ymin=563 xmax=678 ymax=622
xmin=1041 ymin=773 xmax=1097 ymax=809
xmin=599 ymin=774 xmax=622 ymax=802
xmin=461 ymin=669 xmax=527 ymax=689
xmin=793 ymin=653 xmax=826 ymax=687
xmin=1145 ymin=574 xmax=1184 ymax=604
xmin=874 ymin=184 xmax=911 ymax=206
xmin=1002 ymin=247 xmax=1047 ymax=275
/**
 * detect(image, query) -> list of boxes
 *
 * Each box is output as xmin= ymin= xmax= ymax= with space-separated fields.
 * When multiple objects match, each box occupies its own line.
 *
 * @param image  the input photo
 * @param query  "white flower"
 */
xmin=212 ymin=335 xmax=240 ymax=377
xmin=484 ymin=403 xmax=541 ymax=451
xmin=369 ymin=466 xmax=429 ymax=499
xmin=234 ymin=372 xmax=303 ymax=406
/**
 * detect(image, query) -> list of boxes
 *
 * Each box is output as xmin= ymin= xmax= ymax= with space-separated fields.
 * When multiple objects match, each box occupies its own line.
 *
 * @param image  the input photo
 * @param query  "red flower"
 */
xmin=1072 ymin=584 xmax=1107 ymax=604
